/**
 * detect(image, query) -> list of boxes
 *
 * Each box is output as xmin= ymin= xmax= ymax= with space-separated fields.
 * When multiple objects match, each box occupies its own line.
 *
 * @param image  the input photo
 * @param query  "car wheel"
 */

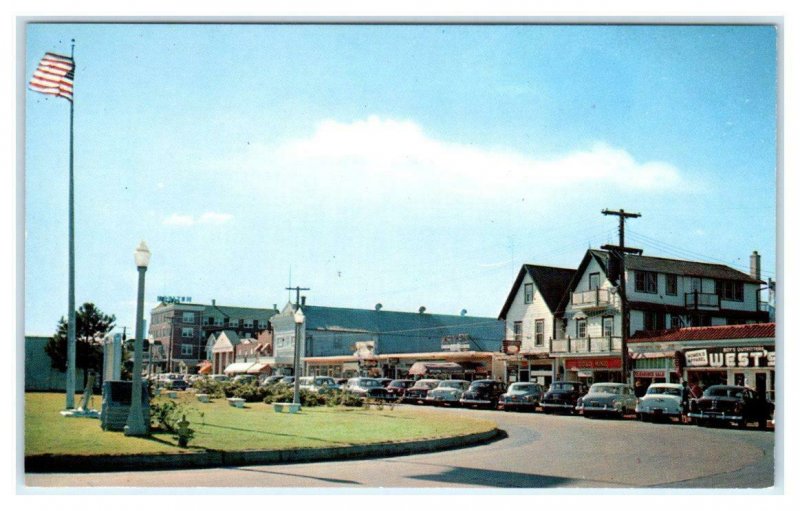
xmin=737 ymin=419 xmax=748 ymax=429
xmin=758 ymin=417 xmax=768 ymax=429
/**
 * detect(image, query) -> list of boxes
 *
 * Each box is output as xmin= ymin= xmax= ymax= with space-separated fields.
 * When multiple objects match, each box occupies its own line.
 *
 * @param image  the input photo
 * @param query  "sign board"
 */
xmin=158 ymin=296 xmax=192 ymax=304
xmin=683 ymin=346 xmax=775 ymax=369
xmin=633 ymin=370 xmax=670 ymax=378
xmin=565 ymin=357 xmax=622 ymax=370
xmin=441 ymin=334 xmax=472 ymax=352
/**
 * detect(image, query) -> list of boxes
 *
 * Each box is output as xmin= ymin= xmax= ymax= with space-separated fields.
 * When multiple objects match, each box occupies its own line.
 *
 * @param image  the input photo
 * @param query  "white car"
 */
xmin=425 ymin=380 xmax=470 ymax=406
xmin=298 ymin=376 xmax=340 ymax=393
xmin=635 ymin=383 xmax=683 ymax=422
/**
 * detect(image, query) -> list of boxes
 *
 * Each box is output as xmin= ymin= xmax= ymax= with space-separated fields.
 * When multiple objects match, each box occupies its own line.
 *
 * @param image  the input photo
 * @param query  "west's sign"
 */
xmin=158 ymin=295 xmax=192 ymax=304
xmin=683 ymin=346 xmax=775 ymax=369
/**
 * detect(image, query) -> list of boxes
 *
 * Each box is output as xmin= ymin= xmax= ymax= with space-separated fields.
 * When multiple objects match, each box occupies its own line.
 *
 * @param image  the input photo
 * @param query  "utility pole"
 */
xmin=285 ymin=286 xmax=310 ymax=309
xmin=600 ymin=209 xmax=642 ymax=384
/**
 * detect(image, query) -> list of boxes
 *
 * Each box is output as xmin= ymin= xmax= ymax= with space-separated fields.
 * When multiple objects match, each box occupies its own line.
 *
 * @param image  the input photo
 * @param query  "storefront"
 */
xmin=681 ymin=344 xmax=775 ymax=401
xmin=304 ymin=351 xmax=497 ymax=380
xmin=560 ymin=356 xmax=623 ymax=384
xmin=628 ymin=323 xmax=776 ymax=401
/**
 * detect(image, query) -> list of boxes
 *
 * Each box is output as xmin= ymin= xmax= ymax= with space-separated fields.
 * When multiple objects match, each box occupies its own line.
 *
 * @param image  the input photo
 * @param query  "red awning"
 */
xmin=407 ymin=362 xmax=463 ymax=376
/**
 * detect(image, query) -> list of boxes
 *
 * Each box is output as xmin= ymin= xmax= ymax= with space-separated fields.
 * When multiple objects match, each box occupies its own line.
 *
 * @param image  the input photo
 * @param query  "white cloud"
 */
xmin=162 ymin=213 xmax=195 ymax=227
xmin=162 ymin=212 xmax=233 ymax=227
xmin=278 ymin=116 xmax=684 ymax=194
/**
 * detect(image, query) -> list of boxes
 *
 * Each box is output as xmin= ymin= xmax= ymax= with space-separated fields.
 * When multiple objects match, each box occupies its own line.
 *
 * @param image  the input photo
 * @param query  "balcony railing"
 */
xmin=685 ymin=291 xmax=720 ymax=309
xmin=550 ymin=336 xmax=622 ymax=354
xmin=571 ymin=288 xmax=613 ymax=309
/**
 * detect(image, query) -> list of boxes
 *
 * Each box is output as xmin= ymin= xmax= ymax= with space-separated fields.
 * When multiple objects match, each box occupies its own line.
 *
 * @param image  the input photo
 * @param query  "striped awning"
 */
xmin=223 ymin=362 xmax=256 ymax=375
xmin=246 ymin=360 xmax=275 ymax=374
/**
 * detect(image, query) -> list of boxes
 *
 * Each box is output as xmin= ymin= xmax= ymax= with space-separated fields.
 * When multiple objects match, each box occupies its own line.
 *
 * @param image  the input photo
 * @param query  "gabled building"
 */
xmin=497 ymin=264 xmax=576 ymax=385
xmin=271 ymin=299 xmax=505 ymax=379
xmin=555 ymin=249 xmax=768 ymax=384
xmin=149 ymin=300 xmax=278 ymax=373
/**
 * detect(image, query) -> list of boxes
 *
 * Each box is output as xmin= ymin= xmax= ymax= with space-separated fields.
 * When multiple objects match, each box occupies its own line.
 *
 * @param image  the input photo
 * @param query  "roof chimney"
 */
xmin=300 ymin=296 xmax=306 ymax=306
xmin=460 ymin=309 xmax=467 ymax=317
xmin=418 ymin=306 xmax=426 ymax=314
xmin=273 ymin=303 xmax=277 ymax=311
xmin=212 ymin=299 xmax=216 ymax=306
xmin=750 ymin=251 xmax=761 ymax=281
xmin=375 ymin=303 xmax=383 ymax=311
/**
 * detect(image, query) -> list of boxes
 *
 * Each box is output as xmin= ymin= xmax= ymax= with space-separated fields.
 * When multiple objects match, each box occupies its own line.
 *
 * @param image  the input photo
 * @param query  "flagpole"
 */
xmin=65 ymin=39 xmax=76 ymax=410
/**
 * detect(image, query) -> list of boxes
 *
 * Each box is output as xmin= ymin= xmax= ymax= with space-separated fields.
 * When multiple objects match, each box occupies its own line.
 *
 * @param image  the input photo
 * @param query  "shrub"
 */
xmin=233 ymin=383 xmax=269 ymax=402
xmin=325 ymin=390 xmax=363 ymax=407
xmin=150 ymin=399 xmax=202 ymax=434
xmin=192 ymin=377 xmax=225 ymax=398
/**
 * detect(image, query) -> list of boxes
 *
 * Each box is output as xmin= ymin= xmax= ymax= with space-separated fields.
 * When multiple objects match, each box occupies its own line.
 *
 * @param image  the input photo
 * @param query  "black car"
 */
xmin=459 ymin=380 xmax=506 ymax=409
xmin=688 ymin=385 xmax=773 ymax=429
xmin=540 ymin=381 xmax=588 ymax=414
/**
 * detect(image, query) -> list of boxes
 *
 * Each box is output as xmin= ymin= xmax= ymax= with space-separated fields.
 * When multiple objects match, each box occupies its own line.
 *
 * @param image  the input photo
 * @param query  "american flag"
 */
xmin=29 ymin=52 xmax=74 ymax=102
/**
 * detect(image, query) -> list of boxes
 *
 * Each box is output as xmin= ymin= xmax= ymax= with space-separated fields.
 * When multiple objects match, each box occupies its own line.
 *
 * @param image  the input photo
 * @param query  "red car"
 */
xmin=386 ymin=379 xmax=415 ymax=401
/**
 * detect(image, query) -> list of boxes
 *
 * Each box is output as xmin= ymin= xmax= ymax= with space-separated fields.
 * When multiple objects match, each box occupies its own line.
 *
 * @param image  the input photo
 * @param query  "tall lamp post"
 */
xmin=292 ymin=307 xmax=305 ymax=407
xmin=125 ymin=241 xmax=151 ymax=436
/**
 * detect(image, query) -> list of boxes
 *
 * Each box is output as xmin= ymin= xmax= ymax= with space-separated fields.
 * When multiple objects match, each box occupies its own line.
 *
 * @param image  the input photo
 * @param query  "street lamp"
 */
xmin=125 ymin=241 xmax=151 ymax=436
xmin=292 ymin=307 xmax=305 ymax=407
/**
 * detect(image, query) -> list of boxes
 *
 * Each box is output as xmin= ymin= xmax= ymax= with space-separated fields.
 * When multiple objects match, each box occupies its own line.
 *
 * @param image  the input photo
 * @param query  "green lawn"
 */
xmin=25 ymin=392 xmax=495 ymax=456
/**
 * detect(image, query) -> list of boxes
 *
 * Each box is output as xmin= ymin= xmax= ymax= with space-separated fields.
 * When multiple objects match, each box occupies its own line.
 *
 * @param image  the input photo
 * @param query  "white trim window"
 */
xmin=181 ymin=327 xmax=194 ymax=338
xmin=524 ymin=283 xmax=534 ymax=304
xmin=182 ymin=312 xmax=195 ymax=323
xmin=513 ymin=321 xmax=523 ymax=342
xmin=576 ymin=318 xmax=587 ymax=339
xmin=243 ymin=320 xmax=254 ymax=328
xmin=602 ymin=316 xmax=614 ymax=337
xmin=534 ymin=319 xmax=545 ymax=346
xmin=180 ymin=344 xmax=193 ymax=356
xmin=228 ymin=318 xmax=239 ymax=327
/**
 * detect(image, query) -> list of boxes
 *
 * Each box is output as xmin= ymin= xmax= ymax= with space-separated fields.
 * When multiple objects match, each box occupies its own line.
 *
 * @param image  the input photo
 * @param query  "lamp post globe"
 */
xmin=292 ymin=307 xmax=305 ymax=406
xmin=125 ymin=241 xmax=150 ymax=436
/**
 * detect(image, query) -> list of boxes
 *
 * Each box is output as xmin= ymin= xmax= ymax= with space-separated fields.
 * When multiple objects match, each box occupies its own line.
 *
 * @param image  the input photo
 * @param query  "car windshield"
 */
xmin=550 ymin=382 xmax=576 ymax=392
xmin=705 ymin=387 xmax=745 ymax=398
xmin=389 ymin=380 xmax=411 ymax=387
xmin=359 ymin=379 xmax=381 ymax=388
xmin=299 ymin=377 xmax=313 ymax=384
xmin=414 ymin=381 xmax=439 ymax=389
xmin=646 ymin=386 xmax=681 ymax=396
xmin=509 ymin=383 xmax=539 ymax=392
xmin=469 ymin=381 xmax=493 ymax=388
xmin=315 ymin=378 xmax=334 ymax=386
xmin=591 ymin=385 xmax=622 ymax=394
xmin=438 ymin=381 xmax=466 ymax=389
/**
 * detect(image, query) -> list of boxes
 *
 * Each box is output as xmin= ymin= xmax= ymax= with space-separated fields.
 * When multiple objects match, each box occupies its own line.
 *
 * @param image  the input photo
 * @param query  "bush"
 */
xmin=324 ymin=390 xmax=363 ymax=408
xmin=192 ymin=377 xmax=225 ymax=398
xmin=232 ymin=383 xmax=269 ymax=402
xmin=150 ymin=399 xmax=202 ymax=433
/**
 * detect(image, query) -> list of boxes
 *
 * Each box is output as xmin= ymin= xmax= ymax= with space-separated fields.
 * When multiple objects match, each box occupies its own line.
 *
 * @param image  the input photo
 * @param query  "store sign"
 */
xmin=683 ymin=346 xmax=775 ymax=369
xmin=565 ymin=357 xmax=622 ymax=370
xmin=158 ymin=295 xmax=192 ymax=304
xmin=442 ymin=334 xmax=472 ymax=352
xmin=633 ymin=370 xmax=669 ymax=378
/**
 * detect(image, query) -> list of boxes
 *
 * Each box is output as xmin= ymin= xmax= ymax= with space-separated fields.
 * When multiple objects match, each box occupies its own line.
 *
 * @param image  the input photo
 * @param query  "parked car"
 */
xmin=459 ymin=380 xmax=506 ymax=409
xmin=260 ymin=375 xmax=284 ymax=387
xmin=688 ymin=385 xmax=773 ymax=429
xmin=298 ymin=376 xmax=340 ymax=393
xmin=232 ymin=374 xmax=258 ymax=385
xmin=426 ymin=380 xmax=471 ymax=406
xmin=279 ymin=376 xmax=295 ymax=385
xmin=499 ymin=382 xmax=545 ymax=412
xmin=403 ymin=379 xmax=441 ymax=404
xmin=342 ymin=377 xmax=390 ymax=400
xmin=576 ymin=382 xmax=638 ymax=419
xmin=378 ymin=378 xmax=393 ymax=387
xmin=163 ymin=376 xmax=188 ymax=391
xmin=386 ymin=379 xmax=415 ymax=400
xmin=209 ymin=374 xmax=229 ymax=383
xmin=540 ymin=381 xmax=588 ymax=414
xmin=635 ymin=383 xmax=683 ymax=422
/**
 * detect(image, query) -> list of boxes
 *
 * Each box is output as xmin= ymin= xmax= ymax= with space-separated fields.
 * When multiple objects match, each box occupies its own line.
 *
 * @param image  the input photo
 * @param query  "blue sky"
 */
xmin=24 ymin=23 xmax=777 ymax=336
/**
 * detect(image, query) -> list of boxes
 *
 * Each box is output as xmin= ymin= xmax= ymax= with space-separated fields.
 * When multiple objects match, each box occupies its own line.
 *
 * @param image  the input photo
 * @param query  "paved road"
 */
xmin=25 ymin=405 xmax=775 ymax=489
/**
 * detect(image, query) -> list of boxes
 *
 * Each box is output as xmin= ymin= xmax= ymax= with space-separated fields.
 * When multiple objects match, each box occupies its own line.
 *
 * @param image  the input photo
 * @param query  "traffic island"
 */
xmin=25 ymin=393 xmax=500 ymax=473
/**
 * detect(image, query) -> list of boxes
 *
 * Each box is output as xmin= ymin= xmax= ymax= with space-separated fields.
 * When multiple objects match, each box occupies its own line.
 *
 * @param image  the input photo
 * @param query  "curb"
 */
xmin=25 ymin=428 xmax=502 ymax=473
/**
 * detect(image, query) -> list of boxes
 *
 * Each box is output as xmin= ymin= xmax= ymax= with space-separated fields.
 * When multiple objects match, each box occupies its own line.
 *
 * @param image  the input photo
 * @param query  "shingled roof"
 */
xmin=498 ymin=264 xmax=576 ymax=319
xmin=624 ymin=254 xmax=761 ymax=283
xmin=629 ymin=323 xmax=775 ymax=343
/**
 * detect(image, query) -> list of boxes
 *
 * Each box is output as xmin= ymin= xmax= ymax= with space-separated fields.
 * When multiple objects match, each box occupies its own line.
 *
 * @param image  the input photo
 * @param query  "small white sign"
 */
xmin=684 ymin=348 xmax=709 ymax=367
